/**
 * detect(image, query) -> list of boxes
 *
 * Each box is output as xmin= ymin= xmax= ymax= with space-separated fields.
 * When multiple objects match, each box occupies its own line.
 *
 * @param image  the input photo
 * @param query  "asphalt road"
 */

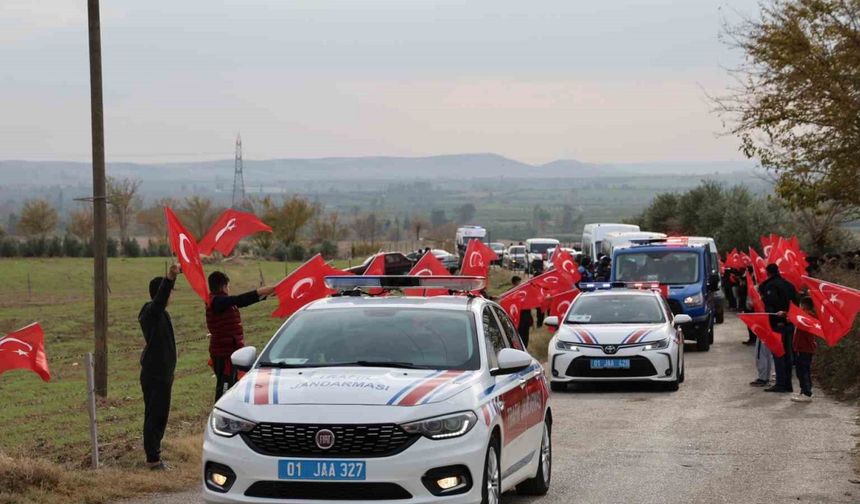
xmin=123 ymin=314 xmax=858 ymax=504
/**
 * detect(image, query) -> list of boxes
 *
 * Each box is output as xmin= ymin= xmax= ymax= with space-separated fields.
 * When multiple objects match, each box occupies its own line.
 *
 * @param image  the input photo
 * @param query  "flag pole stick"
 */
xmin=85 ymin=352 xmax=100 ymax=469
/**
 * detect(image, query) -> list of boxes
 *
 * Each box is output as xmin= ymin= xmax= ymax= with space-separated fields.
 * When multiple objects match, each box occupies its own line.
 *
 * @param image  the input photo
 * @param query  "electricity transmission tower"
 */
xmin=231 ymin=134 xmax=246 ymax=209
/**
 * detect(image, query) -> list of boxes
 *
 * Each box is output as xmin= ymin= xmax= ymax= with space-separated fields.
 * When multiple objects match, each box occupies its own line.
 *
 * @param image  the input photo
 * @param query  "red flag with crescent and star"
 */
xmin=198 ymin=209 xmax=272 ymax=256
xmin=546 ymin=289 xmax=580 ymax=334
xmin=404 ymin=252 xmax=450 ymax=296
xmin=787 ymin=303 xmax=825 ymax=340
xmin=737 ymin=313 xmax=785 ymax=357
xmin=803 ymin=276 xmax=860 ymax=346
xmin=748 ymin=247 xmax=767 ymax=284
xmin=272 ymin=254 xmax=350 ymax=318
xmin=551 ymin=248 xmax=582 ymax=285
xmin=165 ymin=207 xmax=210 ymax=304
xmin=499 ymin=281 xmax=545 ymax=311
xmin=363 ymin=253 xmax=387 ymax=295
xmin=460 ymin=239 xmax=497 ymax=278
xmin=746 ymin=270 xmax=765 ymax=313
xmin=0 ymin=323 xmax=50 ymax=382
xmin=499 ymin=295 xmax=522 ymax=327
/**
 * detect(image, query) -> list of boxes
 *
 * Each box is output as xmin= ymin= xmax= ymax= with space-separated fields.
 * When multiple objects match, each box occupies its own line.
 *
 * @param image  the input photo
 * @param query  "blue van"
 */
xmin=610 ymin=241 xmax=720 ymax=351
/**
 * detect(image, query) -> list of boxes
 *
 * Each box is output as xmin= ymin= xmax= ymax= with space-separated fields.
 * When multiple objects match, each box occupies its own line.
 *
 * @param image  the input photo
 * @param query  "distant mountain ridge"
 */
xmin=0 ymin=154 xmax=755 ymax=185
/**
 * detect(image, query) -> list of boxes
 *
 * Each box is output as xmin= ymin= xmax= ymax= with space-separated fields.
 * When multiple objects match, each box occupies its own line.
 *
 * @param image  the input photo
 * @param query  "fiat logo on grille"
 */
xmin=603 ymin=345 xmax=618 ymax=354
xmin=315 ymin=429 xmax=335 ymax=450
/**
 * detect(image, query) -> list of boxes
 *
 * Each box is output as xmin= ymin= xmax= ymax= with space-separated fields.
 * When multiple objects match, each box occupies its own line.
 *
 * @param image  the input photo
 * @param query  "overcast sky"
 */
xmin=0 ymin=0 xmax=759 ymax=164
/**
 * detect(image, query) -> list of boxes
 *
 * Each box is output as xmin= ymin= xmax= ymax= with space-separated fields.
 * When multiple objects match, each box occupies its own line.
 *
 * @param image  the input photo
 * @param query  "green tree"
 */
xmin=260 ymin=196 xmax=318 ymax=246
xmin=179 ymin=195 xmax=219 ymax=239
xmin=716 ymin=0 xmax=860 ymax=216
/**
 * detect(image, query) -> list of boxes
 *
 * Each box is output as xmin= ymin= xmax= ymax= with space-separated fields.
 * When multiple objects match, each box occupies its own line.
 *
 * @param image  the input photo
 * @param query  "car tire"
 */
xmin=481 ymin=437 xmax=502 ymax=504
xmin=678 ymin=354 xmax=685 ymax=383
xmin=516 ymin=419 xmax=551 ymax=496
xmin=665 ymin=378 xmax=680 ymax=391
xmin=550 ymin=381 xmax=567 ymax=393
xmin=715 ymin=305 xmax=725 ymax=324
xmin=708 ymin=319 xmax=715 ymax=344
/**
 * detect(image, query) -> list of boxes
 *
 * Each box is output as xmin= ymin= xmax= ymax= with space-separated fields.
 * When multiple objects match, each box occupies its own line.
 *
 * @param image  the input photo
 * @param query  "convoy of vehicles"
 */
xmin=455 ymin=226 xmax=488 ymax=257
xmin=597 ymin=231 xmax=667 ymax=259
xmin=503 ymin=245 xmax=527 ymax=270
xmin=546 ymin=285 xmax=688 ymax=391
xmin=203 ymin=276 xmax=552 ymax=504
xmin=346 ymin=252 xmax=414 ymax=276
xmin=524 ymin=238 xmax=560 ymax=274
xmin=610 ymin=240 xmax=720 ymax=351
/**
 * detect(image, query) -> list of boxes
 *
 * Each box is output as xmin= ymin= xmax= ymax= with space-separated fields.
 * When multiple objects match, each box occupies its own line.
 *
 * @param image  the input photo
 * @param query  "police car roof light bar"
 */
xmin=579 ymin=282 xmax=613 ymax=291
xmin=324 ymin=275 xmax=486 ymax=293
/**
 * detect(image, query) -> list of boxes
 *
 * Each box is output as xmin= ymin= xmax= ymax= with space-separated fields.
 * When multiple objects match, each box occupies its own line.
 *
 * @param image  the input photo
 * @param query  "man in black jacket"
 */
xmin=139 ymin=263 xmax=180 ymax=470
xmin=758 ymin=263 xmax=798 ymax=393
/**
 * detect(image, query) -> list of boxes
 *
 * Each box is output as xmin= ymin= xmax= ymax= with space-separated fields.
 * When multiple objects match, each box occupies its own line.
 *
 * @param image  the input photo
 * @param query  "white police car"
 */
xmin=546 ymin=284 xmax=690 ymax=392
xmin=203 ymin=276 xmax=552 ymax=504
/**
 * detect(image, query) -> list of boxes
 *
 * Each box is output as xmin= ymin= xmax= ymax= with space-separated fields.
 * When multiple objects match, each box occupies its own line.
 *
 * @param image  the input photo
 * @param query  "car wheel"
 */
xmin=481 ymin=438 xmax=502 ymax=504
xmin=715 ymin=304 xmax=725 ymax=324
xmin=550 ymin=381 xmax=567 ymax=393
xmin=708 ymin=319 xmax=715 ymax=344
xmin=678 ymin=353 xmax=685 ymax=383
xmin=516 ymin=419 xmax=551 ymax=496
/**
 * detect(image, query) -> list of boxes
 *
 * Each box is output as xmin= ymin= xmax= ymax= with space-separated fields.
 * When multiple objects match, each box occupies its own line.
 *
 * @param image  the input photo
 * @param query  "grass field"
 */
xmin=0 ymin=257 xmax=550 ymax=503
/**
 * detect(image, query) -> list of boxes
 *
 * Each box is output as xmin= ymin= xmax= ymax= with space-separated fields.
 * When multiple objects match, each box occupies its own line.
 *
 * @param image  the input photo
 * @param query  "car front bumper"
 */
xmin=202 ymin=423 xmax=488 ymax=504
xmin=548 ymin=343 xmax=677 ymax=383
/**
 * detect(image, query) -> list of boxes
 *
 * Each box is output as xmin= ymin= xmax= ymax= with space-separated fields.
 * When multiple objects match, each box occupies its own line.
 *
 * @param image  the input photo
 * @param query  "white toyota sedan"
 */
xmin=202 ymin=277 xmax=552 ymax=504
xmin=546 ymin=287 xmax=690 ymax=392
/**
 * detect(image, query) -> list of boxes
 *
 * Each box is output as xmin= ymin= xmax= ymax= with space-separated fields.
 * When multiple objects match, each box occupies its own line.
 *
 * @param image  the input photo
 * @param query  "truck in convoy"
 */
xmin=684 ymin=236 xmax=725 ymax=324
xmin=525 ymin=238 xmax=560 ymax=275
xmin=610 ymin=239 xmax=721 ymax=351
xmin=581 ymin=223 xmax=640 ymax=261
xmin=598 ymin=231 xmax=668 ymax=259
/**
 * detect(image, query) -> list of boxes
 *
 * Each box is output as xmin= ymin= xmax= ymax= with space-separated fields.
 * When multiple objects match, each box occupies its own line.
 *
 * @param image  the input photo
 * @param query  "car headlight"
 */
xmin=555 ymin=340 xmax=581 ymax=352
xmin=642 ymin=338 xmax=671 ymax=351
xmin=683 ymin=293 xmax=704 ymax=306
xmin=210 ymin=409 xmax=256 ymax=437
xmin=401 ymin=411 xmax=477 ymax=440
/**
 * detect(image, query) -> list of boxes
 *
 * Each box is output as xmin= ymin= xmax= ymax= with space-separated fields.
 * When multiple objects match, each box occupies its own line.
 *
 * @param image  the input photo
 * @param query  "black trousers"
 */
xmin=795 ymin=352 xmax=813 ymax=396
xmin=772 ymin=325 xmax=795 ymax=390
xmin=140 ymin=372 xmax=174 ymax=463
xmin=213 ymin=356 xmax=237 ymax=402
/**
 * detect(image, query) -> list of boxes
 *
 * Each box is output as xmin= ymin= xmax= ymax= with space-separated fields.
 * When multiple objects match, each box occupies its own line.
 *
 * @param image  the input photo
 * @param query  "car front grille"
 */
xmin=565 ymin=356 xmax=658 ymax=378
xmin=241 ymin=423 xmax=419 ymax=458
xmin=244 ymin=481 xmax=413 ymax=500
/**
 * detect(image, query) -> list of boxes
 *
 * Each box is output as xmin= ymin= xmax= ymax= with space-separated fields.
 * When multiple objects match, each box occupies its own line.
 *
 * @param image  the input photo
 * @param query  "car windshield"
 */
xmin=258 ymin=308 xmax=480 ymax=370
xmin=615 ymin=251 xmax=700 ymax=284
xmin=528 ymin=242 xmax=557 ymax=254
xmin=509 ymin=247 xmax=525 ymax=255
xmin=566 ymin=295 xmax=665 ymax=324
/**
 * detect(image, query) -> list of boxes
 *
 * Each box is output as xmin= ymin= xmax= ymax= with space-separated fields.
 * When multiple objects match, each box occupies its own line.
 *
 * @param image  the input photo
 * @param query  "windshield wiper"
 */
xmin=257 ymin=361 xmax=321 ymax=369
xmin=344 ymin=360 xmax=431 ymax=369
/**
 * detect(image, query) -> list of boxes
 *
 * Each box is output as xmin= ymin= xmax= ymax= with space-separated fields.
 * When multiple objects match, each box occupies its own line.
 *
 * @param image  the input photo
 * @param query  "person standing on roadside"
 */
xmin=510 ymin=275 xmax=534 ymax=348
xmin=791 ymin=297 xmax=817 ymax=403
xmin=759 ymin=264 xmax=798 ymax=393
xmin=139 ymin=263 xmax=181 ymax=470
xmin=206 ymin=271 xmax=275 ymax=401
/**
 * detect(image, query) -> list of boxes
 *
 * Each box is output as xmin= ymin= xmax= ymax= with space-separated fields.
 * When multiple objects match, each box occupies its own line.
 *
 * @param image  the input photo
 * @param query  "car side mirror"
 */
xmin=231 ymin=346 xmax=257 ymax=372
xmin=543 ymin=316 xmax=560 ymax=328
xmin=708 ymin=273 xmax=720 ymax=292
xmin=491 ymin=348 xmax=532 ymax=376
xmin=673 ymin=314 xmax=692 ymax=326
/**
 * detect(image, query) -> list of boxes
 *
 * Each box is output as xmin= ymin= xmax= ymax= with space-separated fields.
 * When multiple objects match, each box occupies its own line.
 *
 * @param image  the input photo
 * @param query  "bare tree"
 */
xmin=312 ymin=212 xmax=346 ymax=243
xmin=411 ymin=217 xmax=428 ymax=241
xmin=18 ymin=199 xmax=59 ymax=237
xmin=353 ymin=213 xmax=382 ymax=244
xmin=106 ymin=176 xmax=142 ymax=241
xmin=136 ymin=197 xmax=179 ymax=239
xmin=258 ymin=196 xmax=318 ymax=246
xmin=179 ymin=195 xmax=220 ymax=239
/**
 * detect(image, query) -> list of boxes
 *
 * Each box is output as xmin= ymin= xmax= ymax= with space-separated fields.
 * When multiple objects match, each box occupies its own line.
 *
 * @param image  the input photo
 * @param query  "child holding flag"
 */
xmin=791 ymin=297 xmax=817 ymax=403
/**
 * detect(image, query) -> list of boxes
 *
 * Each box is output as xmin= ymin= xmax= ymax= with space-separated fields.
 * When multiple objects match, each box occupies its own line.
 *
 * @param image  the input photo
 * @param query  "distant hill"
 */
xmin=0 ymin=154 xmax=755 ymax=186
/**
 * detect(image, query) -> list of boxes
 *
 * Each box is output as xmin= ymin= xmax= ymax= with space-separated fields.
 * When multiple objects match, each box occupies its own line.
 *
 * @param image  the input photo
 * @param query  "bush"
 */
xmin=62 ymin=235 xmax=82 ymax=257
xmin=0 ymin=237 xmax=18 ymax=257
xmin=270 ymin=242 xmax=289 ymax=262
xmin=317 ymin=240 xmax=339 ymax=260
xmin=812 ymin=267 xmax=860 ymax=399
xmin=106 ymin=237 xmax=119 ymax=258
xmin=122 ymin=238 xmax=142 ymax=258
xmin=286 ymin=243 xmax=307 ymax=262
xmin=47 ymin=236 xmax=63 ymax=257
xmin=22 ymin=237 xmax=48 ymax=257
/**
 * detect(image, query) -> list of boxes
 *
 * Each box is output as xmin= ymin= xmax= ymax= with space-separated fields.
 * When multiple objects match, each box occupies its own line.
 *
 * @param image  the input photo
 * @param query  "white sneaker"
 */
xmin=790 ymin=394 xmax=812 ymax=403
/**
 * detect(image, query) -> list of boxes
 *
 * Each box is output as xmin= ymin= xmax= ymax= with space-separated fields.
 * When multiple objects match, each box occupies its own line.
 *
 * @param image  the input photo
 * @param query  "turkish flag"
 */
xmin=761 ymin=234 xmax=778 ymax=260
xmin=165 ymin=207 xmax=209 ymax=304
xmin=726 ymin=248 xmax=745 ymax=270
xmin=806 ymin=286 xmax=852 ymax=346
xmin=531 ymin=269 xmax=574 ymax=297
xmin=198 ymin=209 xmax=272 ymax=256
xmin=772 ymin=238 xmax=804 ymax=289
xmin=546 ymin=289 xmax=580 ymax=334
xmin=787 ymin=303 xmax=825 ymax=340
xmin=0 ymin=323 xmax=50 ymax=382
xmin=272 ymin=254 xmax=349 ymax=318
xmin=499 ymin=295 xmax=522 ymax=328
xmin=499 ymin=281 xmax=545 ymax=310
xmin=552 ymin=248 xmax=582 ymax=285
xmin=749 ymin=247 xmax=767 ymax=284
xmin=405 ymin=252 xmax=450 ymax=296
xmin=460 ymin=239 xmax=497 ymax=278
xmin=803 ymin=276 xmax=860 ymax=346
xmin=746 ymin=270 xmax=765 ymax=313
xmin=737 ymin=313 xmax=786 ymax=357
xmin=363 ymin=253 xmax=386 ymax=295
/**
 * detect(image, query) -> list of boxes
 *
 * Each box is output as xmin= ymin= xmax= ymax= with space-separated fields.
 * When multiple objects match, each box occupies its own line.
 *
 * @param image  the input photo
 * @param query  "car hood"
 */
xmin=219 ymin=367 xmax=482 ymax=408
xmin=557 ymin=323 xmax=669 ymax=345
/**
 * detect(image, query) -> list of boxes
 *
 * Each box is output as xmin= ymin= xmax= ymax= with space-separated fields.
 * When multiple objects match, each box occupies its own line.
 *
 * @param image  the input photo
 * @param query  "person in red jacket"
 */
xmin=792 ymin=296 xmax=817 ymax=403
xmin=206 ymin=271 xmax=275 ymax=401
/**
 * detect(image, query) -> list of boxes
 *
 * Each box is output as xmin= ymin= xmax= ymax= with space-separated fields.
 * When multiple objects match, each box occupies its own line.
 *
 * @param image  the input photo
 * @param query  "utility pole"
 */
xmin=232 ymin=134 xmax=246 ymax=209
xmin=88 ymin=0 xmax=109 ymax=397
